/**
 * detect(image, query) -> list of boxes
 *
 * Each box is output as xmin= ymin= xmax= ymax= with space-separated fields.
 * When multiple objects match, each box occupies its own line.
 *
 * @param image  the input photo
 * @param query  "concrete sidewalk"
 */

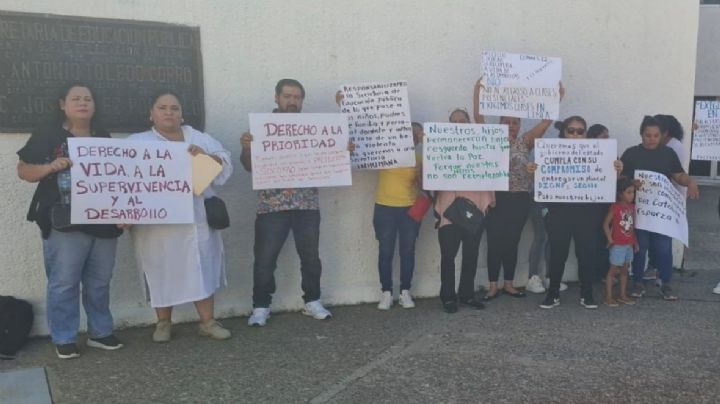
xmin=2 ymin=188 xmax=720 ymax=404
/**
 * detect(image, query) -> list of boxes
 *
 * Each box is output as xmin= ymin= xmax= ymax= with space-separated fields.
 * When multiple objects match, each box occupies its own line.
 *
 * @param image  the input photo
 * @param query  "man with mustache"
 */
xmin=240 ymin=79 xmax=332 ymax=326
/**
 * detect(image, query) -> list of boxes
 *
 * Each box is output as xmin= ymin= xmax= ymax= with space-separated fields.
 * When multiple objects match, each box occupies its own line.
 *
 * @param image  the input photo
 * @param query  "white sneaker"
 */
xmin=526 ymin=275 xmax=546 ymax=294
xmin=303 ymin=300 xmax=332 ymax=320
xmin=713 ymin=282 xmax=720 ymax=295
xmin=544 ymin=278 xmax=568 ymax=292
xmin=248 ymin=307 xmax=270 ymax=327
xmin=377 ymin=291 xmax=393 ymax=310
xmin=399 ymin=290 xmax=415 ymax=309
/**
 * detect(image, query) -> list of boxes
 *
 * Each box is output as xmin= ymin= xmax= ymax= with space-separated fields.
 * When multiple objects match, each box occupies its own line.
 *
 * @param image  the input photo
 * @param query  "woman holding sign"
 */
xmin=128 ymin=90 xmax=233 ymax=342
xmin=17 ymin=82 xmax=124 ymax=359
xmin=621 ymin=116 xmax=699 ymax=301
xmin=473 ymin=79 xmax=564 ymax=300
xmin=529 ymin=116 xmax=623 ymax=310
xmin=434 ymin=109 xmax=495 ymax=313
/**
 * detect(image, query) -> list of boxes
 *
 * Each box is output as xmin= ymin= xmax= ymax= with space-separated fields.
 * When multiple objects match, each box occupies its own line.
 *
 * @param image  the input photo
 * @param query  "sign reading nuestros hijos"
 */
xmin=533 ymin=139 xmax=617 ymax=203
xmin=68 ymin=137 xmax=194 ymax=224
xmin=422 ymin=122 xmax=510 ymax=191
xmin=249 ymin=113 xmax=352 ymax=190
xmin=479 ymin=51 xmax=562 ymax=120
xmin=634 ymin=170 xmax=689 ymax=246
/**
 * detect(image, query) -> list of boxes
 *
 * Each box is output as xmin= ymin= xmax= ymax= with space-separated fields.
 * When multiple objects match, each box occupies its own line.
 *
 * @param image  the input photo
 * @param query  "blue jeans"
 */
xmin=42 ymin=230 xmax=118 ymax=345
xmin=373 ymin=204 xmax=420 ymax=292
xmin=632 ymin=229 xmax=672 ymax=284
xmin=252 ymin=210 xmax=322 ymax=308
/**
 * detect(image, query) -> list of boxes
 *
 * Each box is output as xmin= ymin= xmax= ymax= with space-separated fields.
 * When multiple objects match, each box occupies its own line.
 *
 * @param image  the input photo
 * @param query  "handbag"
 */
xmin=407 ymin=192 xmax=432 ymax=222
xmin=442 ymin=197 xmax=484 ymax=234
xmin=204 ymin=196 xmax=230 ymax=230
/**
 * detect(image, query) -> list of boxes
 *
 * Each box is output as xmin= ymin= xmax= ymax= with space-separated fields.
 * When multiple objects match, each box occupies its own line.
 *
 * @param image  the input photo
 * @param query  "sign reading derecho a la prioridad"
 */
xmin=534 ymin=138 xmax=616 ymax=203
xmin=249 ymin=113 xmax=352 ymax=190
xmin=423 ymin=123 xmax=509 ymax=191
xmin=691 ymin=100 xmax=720 ymax=161
xmin=480 ymin=51 xmax=561 ymax=120
xmin=634 ymin=170 xmax=688 ymax=246
xmin=339 ymin=81 xmax=415 ymax=170
xmin=68 ymin=137 xmax=193 ymax=224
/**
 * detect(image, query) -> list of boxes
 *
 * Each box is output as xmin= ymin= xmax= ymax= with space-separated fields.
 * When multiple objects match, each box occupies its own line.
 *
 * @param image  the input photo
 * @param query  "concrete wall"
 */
xmin=0 ymin=0 xmax=699 ymax=335
xmin=696 ymin=5 xmax=720 ymax=96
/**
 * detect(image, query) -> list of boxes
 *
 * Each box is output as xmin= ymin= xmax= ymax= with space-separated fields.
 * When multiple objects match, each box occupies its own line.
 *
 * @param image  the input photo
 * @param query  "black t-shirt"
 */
xmin=17 ymin=125 xmax=123 ymax=239
xmin=620 ymin=144 xmax=684 ymax=179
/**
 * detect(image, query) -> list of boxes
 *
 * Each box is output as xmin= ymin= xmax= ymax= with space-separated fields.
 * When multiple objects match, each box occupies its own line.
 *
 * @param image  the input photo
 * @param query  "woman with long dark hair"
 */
xmin=17 ymin=82 xmax=124 ymax=359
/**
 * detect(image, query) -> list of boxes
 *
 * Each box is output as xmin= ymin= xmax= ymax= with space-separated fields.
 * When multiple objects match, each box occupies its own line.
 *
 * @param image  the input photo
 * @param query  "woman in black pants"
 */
xmin=473 ymin=79 xmax=564 ymax=300
xmin=533 ymin=116 xmax=623 ymax=309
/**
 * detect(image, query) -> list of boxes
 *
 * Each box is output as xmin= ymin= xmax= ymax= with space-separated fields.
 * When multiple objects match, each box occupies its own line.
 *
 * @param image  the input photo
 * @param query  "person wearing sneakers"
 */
xmin=602 ymin=178 xmax=638 ymax=307
xmin=129 ymin=90 xmax=233 ymax=342
xmin=17 ymin=82 xmax=125 ymax=359
xmin=621 ymin=116 xmax=700 ymax=301
xmin=241 ymin=79 xmax=333 ymax=326
xmin=434 ymin=109 xmax=494 ymax=313
xmin=530 ymin=116 xmax=624 ymax=310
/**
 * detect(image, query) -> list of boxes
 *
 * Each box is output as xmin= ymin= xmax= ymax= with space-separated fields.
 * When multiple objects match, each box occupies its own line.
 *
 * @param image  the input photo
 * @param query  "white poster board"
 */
xmin=249 ymin=113 xmax=352 ymax=190
xmin=691 ymin=100 xmax=720 ymax=161
xmin=634 ymin=170 xmax=688 ymax=246
xmin=339 ymin=81 xmax=415 ymax=169
xmin=422 ymin=122 xmax=509 ymax=191
xmin=480 ymin=51 xmax=562 ymax=120
xmin=68 ymin=137 xmax=193 ymax=224
xmin=534 ymin=139 xmax=617 ymax=203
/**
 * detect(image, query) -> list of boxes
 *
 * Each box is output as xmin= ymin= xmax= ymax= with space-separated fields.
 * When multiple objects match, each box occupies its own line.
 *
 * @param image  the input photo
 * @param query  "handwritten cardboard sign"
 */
xmin=249 ymin=113 xmax=352 ymax=189
xmin=422 ymin=122 xmax=509 ymax=191
xmin=339 ymin=81 xmax=416 ymax=169
xmin=534 ymin=139 xmax=617 ymax=203
xmin=68 ymin=137 xmax=193 ymax=224
xmin=480 ymin=51 xmax=562 ymax=120
xmin=634 ymin=170 xmax=688 ymax=246
xmin=691 ymin=100 xmax=720 ymax=161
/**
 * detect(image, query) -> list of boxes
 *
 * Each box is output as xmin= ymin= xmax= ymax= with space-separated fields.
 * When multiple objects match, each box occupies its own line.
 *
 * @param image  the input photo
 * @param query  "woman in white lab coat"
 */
xmin=128 ymin=90 xmax=233 ymax=342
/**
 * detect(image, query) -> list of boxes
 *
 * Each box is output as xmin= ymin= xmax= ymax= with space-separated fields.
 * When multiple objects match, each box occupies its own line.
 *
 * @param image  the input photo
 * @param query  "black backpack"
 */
xmin=0 ymin=296 xmax=34 ymax=359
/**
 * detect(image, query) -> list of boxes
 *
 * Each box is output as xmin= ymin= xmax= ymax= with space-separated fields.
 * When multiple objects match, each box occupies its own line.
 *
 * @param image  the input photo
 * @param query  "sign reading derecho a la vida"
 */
xmin=423 ymin=123 xmax=509 ymax=191
xmin=339 ymin=81 xmax=415 ymax=169
xmin=249 ymin=113 xmax=351 ymax=190
xmin=68 ymin=137 xmax=193 ymax=224
xmin=480 ymin=51 xmax=562 ymax=120
xmin=634 ymin=170 xmax=688 ymax=246
xmin=691 ymin=100 xmax=720 ymax=161
xmin=534 ymin=139 xmax=616 ymax=203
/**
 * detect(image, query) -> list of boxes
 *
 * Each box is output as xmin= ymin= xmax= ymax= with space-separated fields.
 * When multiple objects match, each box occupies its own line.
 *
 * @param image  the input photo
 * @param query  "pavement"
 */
xmin=2 ymin=186 xmax=720 ymax=404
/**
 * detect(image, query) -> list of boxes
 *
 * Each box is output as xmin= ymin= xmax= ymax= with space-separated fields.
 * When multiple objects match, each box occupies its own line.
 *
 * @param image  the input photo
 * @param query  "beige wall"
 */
xmin=0 ymin=0 xmax=700 ymax=334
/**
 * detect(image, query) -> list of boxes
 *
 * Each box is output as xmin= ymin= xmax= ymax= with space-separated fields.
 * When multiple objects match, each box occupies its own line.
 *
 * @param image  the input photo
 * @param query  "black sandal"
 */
xmin=482 ymin=292 xmax=500 ymax=301
xmin=502 ymin=289 xmax=527 ymax=298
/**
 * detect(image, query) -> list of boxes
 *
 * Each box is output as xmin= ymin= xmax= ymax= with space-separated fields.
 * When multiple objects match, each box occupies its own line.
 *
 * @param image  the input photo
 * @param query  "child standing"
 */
xmin=602 ymin=178 xmax=638 ymax=306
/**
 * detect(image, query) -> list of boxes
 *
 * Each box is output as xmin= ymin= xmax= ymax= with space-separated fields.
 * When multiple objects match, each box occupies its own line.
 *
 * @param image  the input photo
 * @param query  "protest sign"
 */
xmin=534 ymin=139 xmax=616 ymax=203
xmin=339 ymin=81 xmax=416 ymax=169
xmin=479 ymin=51 xmax=562 ymax=120
xmin=249 ymin=113 xmax=352 ymax=189
xmin=68 ymin=137 xmax=193 ymax=224
xmin=634 ymin=170 xmax=688 ymax=246
xmin=691 ymin=100 xmax=720 ymax=161
xmin=422 ymin=122 xmax=509 ymax=191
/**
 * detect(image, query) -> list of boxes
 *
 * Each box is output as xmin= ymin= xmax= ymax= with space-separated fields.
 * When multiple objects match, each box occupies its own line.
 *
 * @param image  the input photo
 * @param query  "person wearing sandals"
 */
xmin=17 ymin=82 xmax=124 ymax=359
xmin=530 ymin=116 xmax=624 ymax=310
xmin=129 ymin=90 xmax=233 ymax=342
xmin=602 ymin=178 xmax=638 ymax=307
xmin=434 ymin=109 xmax=494 ymax=313
xmin=620 ymin=116 xmax=700 ymax=301
xmin=472 ymin=78 xmax=565 ymax=300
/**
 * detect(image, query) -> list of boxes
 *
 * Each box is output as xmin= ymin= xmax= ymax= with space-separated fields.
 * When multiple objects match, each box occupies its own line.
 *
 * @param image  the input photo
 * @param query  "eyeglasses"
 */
xmin=565 ymin=127 xmax=586 ymax=135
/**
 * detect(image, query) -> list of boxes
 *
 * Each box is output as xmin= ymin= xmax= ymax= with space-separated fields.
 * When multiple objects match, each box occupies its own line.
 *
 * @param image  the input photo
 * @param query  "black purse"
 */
xmin=204 ymin=196 xmax=230 ymax=230
xmin=442 ymin=197 xmax=484 ymax=234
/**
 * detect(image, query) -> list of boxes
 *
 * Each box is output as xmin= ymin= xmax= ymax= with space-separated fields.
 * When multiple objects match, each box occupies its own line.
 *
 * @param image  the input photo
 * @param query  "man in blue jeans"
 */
xmin=240 ymin=79 xmax=332 ymax=326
